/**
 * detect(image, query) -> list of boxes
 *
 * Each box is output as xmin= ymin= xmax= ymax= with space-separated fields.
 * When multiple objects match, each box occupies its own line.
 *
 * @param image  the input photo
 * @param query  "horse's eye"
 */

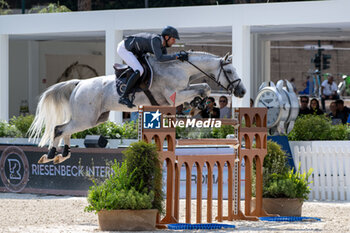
xmin=226 ymin=70 xmax=232 ymax=74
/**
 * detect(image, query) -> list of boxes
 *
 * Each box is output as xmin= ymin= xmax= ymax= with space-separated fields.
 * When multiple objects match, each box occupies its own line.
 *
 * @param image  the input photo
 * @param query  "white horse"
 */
xmin=29 ymin=51 xmax=246 ymax=164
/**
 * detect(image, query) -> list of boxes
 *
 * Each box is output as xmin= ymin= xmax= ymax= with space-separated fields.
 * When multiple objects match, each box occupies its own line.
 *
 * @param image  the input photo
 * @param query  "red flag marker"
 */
xmin=170 ymin=92 xmax=176 ymax=106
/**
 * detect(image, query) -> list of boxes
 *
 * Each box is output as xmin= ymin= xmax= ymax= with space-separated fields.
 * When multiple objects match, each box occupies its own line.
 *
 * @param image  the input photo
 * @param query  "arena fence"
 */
xmin=292 ymin=145 xmax=350 ymax=201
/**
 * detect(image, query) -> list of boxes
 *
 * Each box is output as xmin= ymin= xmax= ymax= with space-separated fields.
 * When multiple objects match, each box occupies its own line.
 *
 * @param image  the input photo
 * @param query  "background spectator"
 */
xmin=176 ymin=104 xmax=184 ymax=116
xmin=328 ymin=102 xmax=337 ymax=119
xmin=335 ymin=99 xmax=350 ymax=124
xmin=321 ymin=74 xmax=339 ymax=111
xmin=298 ymin=96 xmax=311 ymax=117
xmin=219 ymin=96 xmax=231 ymax=118
xmin=290 ymin=78 xmax=297 ymax=93
xmin=182 ymin=102 xmax=191 ymax=115
xmin=201 ymin=97 xmax=220 ymax=118
xmin=310 ymin=98 xmax=324 ymax=115
xmin=299 ymin=76 xmax=314 ymax=95
xmin=130 ymin=111 xmax=138 ymax=122
xmin=328 ymin=102 xmax=342 ymax=125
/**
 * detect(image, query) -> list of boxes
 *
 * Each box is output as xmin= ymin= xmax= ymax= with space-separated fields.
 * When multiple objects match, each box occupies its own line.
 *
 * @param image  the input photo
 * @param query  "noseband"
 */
xmin=185 ymin=58 xmax=242 ymax=93
xmin=218 ymin=60 xmax=242 ymax=93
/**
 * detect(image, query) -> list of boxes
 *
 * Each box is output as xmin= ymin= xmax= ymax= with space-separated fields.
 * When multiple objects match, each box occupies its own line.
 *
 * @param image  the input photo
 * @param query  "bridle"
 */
xmin=184 ymin=55 xmax=242 ymax=93
xmin=217 ymin=60 xmax=242 ymax=93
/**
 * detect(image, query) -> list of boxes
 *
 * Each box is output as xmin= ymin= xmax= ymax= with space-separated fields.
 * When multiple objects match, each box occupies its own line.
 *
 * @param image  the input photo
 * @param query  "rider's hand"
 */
xmin=176 ymin=51 xmax=188 ymax=62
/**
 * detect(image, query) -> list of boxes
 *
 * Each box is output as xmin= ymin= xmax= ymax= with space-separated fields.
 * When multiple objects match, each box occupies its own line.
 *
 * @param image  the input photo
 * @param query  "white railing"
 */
xmin=292 ymin=144 xmax=350 ymax=201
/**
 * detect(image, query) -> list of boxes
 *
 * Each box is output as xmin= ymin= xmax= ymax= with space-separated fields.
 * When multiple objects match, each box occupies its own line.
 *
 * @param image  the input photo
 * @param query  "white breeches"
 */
xmin=117 ymin=41 xmax=144 ymax=75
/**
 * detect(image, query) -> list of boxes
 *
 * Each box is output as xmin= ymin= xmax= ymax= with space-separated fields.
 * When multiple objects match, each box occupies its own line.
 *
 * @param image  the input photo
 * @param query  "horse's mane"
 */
xmin=186 ymin=50 xmax=220 ymax=58
xmin=147 ymin=50 xmax=221 ymax=64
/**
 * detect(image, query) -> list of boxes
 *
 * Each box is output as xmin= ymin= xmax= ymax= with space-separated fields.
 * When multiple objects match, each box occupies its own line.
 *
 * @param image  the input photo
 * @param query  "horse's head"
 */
xmin=217 ymin=54 xmax=246 ymax=98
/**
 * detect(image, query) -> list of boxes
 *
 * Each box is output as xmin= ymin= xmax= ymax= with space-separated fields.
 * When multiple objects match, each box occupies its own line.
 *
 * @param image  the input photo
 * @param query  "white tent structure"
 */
xmin=0 ymin=0 xmax=349 ymax=122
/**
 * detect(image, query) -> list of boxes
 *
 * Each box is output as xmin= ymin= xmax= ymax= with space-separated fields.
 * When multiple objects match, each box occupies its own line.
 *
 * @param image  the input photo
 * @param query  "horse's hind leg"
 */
xmin=37 ymin=124 xmax=66 ymax=164
xmin=53 ymin=135 xmax=71 ymax=164
xmin=38 ymin=147 xmax=57 ymax=164
xmin=46 ymin=112 xmax=109 ymax=164
xmin=52 ymin=118 xmax=101 ymax=164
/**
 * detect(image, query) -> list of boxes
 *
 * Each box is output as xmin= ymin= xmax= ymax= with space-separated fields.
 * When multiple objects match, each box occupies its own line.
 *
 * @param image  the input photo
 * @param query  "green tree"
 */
xmin=29 ymin=2 xmax=71 ymax=13
xmin=0 ymin=0 xmax=11 ymax=15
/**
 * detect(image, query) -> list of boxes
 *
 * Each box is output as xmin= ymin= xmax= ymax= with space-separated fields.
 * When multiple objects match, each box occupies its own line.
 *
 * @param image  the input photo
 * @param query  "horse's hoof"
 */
xmin=53 ymin=154 xmax=71 ymax=164
xmin=53 ymin=154 xmax=62 ymax=164
xmin=38 ymin=154 xmax=54 ymax=164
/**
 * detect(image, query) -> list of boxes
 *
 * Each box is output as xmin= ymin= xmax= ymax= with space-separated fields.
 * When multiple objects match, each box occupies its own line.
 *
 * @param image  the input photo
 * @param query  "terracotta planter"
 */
xmin=97 ymin=209 xmax=158 ymax=231
xmin=251 ymin=198 xmax=303 ymax=216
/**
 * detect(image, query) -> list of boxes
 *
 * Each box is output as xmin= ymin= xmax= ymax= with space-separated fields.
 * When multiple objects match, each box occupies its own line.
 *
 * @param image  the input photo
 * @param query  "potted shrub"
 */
xmin=261 ymin=164 xmax=313 ymax=216
xmin=253 ymin=140 xmax=313 ymax=216
xmin=85 ymin=141 xmax=163 ymax=231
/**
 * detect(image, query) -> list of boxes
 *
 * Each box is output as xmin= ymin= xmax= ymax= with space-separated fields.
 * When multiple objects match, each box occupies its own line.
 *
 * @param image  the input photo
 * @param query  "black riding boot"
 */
xmin=119 ymin=70 xmax=140 ymax=108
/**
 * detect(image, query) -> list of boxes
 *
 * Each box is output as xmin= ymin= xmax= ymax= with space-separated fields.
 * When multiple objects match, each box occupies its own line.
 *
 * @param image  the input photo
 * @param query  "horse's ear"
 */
xmin=227 ymin=55 xmax=233 ymax=63
xmin=223 ymin=52 xmax=230 ymax=61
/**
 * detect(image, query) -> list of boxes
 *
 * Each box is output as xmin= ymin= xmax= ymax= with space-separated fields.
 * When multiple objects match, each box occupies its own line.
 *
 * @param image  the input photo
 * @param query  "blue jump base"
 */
xmin=259 ymin=216 xmax=321 ymax=222
xmin=167 ymin=223 xmax=236 ymax=230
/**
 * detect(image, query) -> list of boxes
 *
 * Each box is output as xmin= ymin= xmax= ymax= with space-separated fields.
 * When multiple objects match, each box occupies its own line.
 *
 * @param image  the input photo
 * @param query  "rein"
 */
xmin=185 ymin=58 xmax=241 ymax=94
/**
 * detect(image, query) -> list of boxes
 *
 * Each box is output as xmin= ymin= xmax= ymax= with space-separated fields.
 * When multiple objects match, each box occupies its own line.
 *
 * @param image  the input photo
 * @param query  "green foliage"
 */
xmin=175 ymin=126 xmax=189 ymax=139
xmin=176 ymin=126 xmax=213 ymax=139
xmin=263 ymin=164 xmax=313 ymax=201
xmin=253 ymin=140 xmax=313 ymax=201
xmin=212 ymin=125 xmax=235 ymax=138
xmin=72 ymin=121 xmax=121 ymax=139
xmin=85 ymin=161 xmax=154 ymax=213
xmin=88 ymin=0 xmax=318 ymax=11
xmin=288 ymin=114 xmax=350 ymax=141
xmin=86 ymin=141 xmax=163 ymax=214
xmin=29 ymin=2 xmax=71 ymax=13
xmin=71 ymin=121 xmax=137 ymax=139
xmin=0 ymin=0 xmax=11 ymax=15
xmin=253 ymin=140 xmax=289 ymax=195
xmin=9 ymin=115 xmax=34 ymax=137
xmin=329 ymin=123 xmax=350 ymax=140
xmin=0 ymin=115 xmax=137 ymax=139
xmin=0 ymin=121 xmax=22 ymax=137
xmin=120 ymin=120 xmax=138 ymax=139
xmin=122 ymin=141 xmax=163 ymax=213
xmin=263 ymin=140 xmax=289 ymax=176
xmin=176 ymin=124 xmax=234 ymax=139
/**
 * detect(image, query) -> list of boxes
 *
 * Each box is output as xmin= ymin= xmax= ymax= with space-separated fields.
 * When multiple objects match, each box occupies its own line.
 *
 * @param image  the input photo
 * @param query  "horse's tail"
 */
xmin=29 ymin=79 xmax=80 ymax=147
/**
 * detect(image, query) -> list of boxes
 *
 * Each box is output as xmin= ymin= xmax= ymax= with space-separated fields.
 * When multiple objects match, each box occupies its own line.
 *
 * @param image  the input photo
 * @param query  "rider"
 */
xmin=117 ymin=26 xmax=188 ymax=108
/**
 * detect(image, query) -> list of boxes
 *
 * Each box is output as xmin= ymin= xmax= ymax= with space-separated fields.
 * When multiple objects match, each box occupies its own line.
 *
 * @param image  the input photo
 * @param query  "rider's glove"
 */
xmin=176 ymin=51 xmax=188 ymax=62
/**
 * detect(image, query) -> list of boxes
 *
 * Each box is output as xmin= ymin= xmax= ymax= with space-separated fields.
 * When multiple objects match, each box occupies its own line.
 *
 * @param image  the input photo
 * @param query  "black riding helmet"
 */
xmin=161 ymin=26 xmax=180 ymax=40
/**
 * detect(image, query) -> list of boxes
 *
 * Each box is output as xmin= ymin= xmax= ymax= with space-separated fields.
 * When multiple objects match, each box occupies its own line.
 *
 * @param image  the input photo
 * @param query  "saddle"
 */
xmin=114 ymin=55 xmax=159 ymax=105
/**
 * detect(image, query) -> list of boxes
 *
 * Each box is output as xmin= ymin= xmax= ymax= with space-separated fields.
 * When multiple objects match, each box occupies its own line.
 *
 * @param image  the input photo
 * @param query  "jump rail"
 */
xmin=139 ymin=106 xmax=268 ymax=225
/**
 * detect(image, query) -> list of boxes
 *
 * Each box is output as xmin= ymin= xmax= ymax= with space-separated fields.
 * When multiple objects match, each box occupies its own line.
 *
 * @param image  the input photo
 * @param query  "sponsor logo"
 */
xmin=8 ymin=159 xmax=22 ymax=180
xmin=0 ymin=146 xmax=29 ymax=192
xmin=143 ymin=110 xmax=162 ymax=129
